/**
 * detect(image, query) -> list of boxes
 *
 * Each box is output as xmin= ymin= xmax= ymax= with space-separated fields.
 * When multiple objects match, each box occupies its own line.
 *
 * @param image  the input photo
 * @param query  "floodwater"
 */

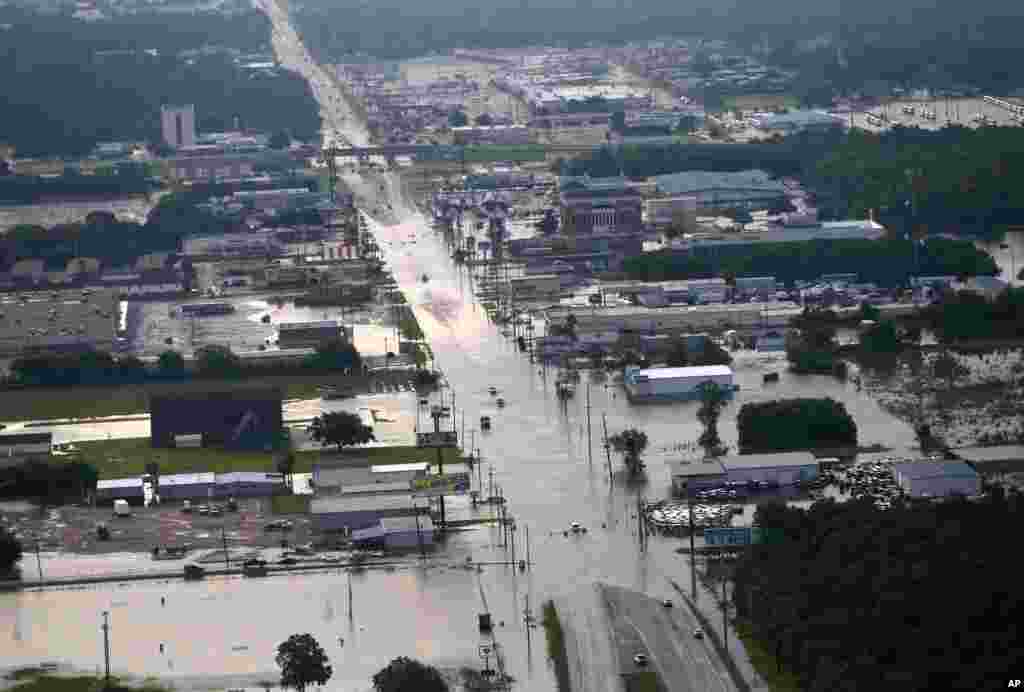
xmin=977 ymin=230 xmax=1024 ymax=286
xmin=0 ymin=197 xmax=922 ymax=691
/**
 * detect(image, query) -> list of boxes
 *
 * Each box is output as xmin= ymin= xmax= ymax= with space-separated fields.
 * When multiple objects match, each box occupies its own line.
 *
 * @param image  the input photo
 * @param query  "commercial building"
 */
xmin=156 ymin=472 xmax=217 ymax=501
xmin=894 ymin=462 xmax=981 ymax=499
xmin=673 ymin=220 xmax=887 ymax=259
xmin=510 ymin=274 xmax=563 ymax=299
xmin=668 ymin=459 xmax=727 ymax=494
xmin=161 ymin=104 xmax=196 ymax=150
xmin=654 ymin=170 xmax=787 ymax=211
xmin=721 ymin=452 xmax=818 ymax=486
xmin=451 ymin=125 xmax=533 ymax=145
xmin=623 ymin=364 xmax=734 ymax=401
xmin=311 ymin=494 xmax=420 ymax=534
xmin=214 ymin=472 xmax=286 ymax=498
xmin=352 ymin=515 xmax=435 ymax=549
xmin=313 ymin=462 xmax=429 ymax=496
xmin=149 ymin=386 xmax=283 ymax=450
xmin=752 ymin=110 xmax=844 ymax=135
xmin=546 ymin=301 xmax=802 ymax=336
xmin=645 ymin=196 xmax=698 ymax=227
xmin=559 ymin=176 xmax=643 ymax=236
xmin=96 ymin=477 xmax=145 ymax=504
xmin=167 ymin=154 xmax=256 ymax=182
xmin=277 ymin=320 xmax=347 ymax=349
xmin=0 ymin=288 xmax=120 ymax=357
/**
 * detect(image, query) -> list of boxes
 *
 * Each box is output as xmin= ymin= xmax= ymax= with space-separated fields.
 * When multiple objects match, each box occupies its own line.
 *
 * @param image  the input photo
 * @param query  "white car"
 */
xmin=633 ymin=654 xmax=649 ymax=666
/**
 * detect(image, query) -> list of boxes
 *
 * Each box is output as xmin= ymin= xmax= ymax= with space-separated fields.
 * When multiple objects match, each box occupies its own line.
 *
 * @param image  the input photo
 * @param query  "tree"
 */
xmin=448 ymin=111 xmax=468 ymax=128
xmin=609 ymin=428 xmax=648 ymax=475
xmin=194 ymin=344 xmax=242 ymax=377
xmin=117 ymin=355 xmax=148 ymax=382
xmin=0 ymin=527 xmax=23 ymax=575
xmin=269 ymin=130 xmax=292 ymax=150
xmin=276 ymin=451 xmax=296 ymax=490
xmin=737 ymin=398 xmax=858 ymax=453
xmin=859 ymin=321 xmax=901 ymax=355
xmin=696 ymin=382 xmax=728 ymax=457
xmin=307 ymin=411 xmax=376 ymax=451
xmin=144 ymin=461 xmax=160 ymax=501
xmin=275 ymin=634 xmax=332 ymax=692
xmin=666 ymin=338 xmax=690 ymax=367
xmin=859 ymin=301 xmax=881 ymax=322
xmin=474 ymin=113 xmax=493 ymax=126
xmin=309 ymin=339 xmax=361 ymax=371
xmin=157 ymin=350 xmax=186 ymax=377
xmin=372 ymin=656 xmax=448 ymax=692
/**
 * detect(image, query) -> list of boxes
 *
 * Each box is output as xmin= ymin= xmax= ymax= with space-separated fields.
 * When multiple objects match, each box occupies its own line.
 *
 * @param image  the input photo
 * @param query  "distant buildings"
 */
xmin=894 ymin=462 xmax=981 ymax=499
xmin=673 ymin=220 xmax=887 ymax=259
xmin=161 ymin=105 xmax=196 ymax=150
xmin=451 ymin=125 xmax=533 ymax=146
xmin=559 ymin=176 xmax=643 ymax=235
xmin=276 ymin=320 xmax=348 ymax=349
xmin=752 ymin=110 xmax=845 ymax=135
xmin=0 ymin=288 xmax=120 ymax=357
xmin=654 ymin=170 xmax=787 ymax=212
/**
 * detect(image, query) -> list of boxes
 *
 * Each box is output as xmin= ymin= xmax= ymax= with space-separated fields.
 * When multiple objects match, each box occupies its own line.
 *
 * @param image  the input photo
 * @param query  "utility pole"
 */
xmin=525 ymin=524 xmax=530 ymax=570
xmin=602 ymin=413 xmax=613 ymax=481
xmin=35 ymin=540 xmax=43 ymax=583
xmin=414 ymin=502 xmax=426 ymax=560
xmin=221 ymin=527 xmax=229 ymax=571
xmin=101 ymin=611 xmax=111 ymax=688
xmin=347 ymin=571 xmax=353 ymax=621
xmin=722 ymin=577 xmax=729 ymax=651
xmin=431 ymin=405 xmax=447 ymax=529
xmin=586 ymin=383 xmax=593 ymax=466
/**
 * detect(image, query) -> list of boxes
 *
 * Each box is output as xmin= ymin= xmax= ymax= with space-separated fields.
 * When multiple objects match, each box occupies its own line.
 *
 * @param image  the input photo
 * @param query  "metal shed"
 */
xmin=721 ymin=452 xmax=818 ymax=486
xmin=96 ymin=477 xmax=145 ymax=504
xmin=311 ymin=494 xmax=419 ymax=533
xmin=157 ymin=472 xmax=217 ymax=500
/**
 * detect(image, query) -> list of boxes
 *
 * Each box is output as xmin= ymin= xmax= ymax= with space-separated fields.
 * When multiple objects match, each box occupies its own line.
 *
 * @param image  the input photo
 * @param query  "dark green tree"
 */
xmin=156 ymin=350 xmax=186 ymax=377
xmin=0 ymin=527 xmax=24 ymax=574
xmin=608 ymin=428 xmax=648 ymax=475
xmin=737 ymin=398 xmax=858 ymax=453
xmin=665 ymin=338 xmax=690 ymax=367
xmin=474 ymin=113 xmax=493 ymax=126
xmin=194 ymin=344 xmax=242 ymax=378
xmin=696 ymin=381 xmax=728 ymax=457
xmin=307 ymin=411 xmax=376 ymax=451
xmin=372 ymin=657 xmax=448 ymax=692
xmin=275 ymin=634 xmax=332 ymax=692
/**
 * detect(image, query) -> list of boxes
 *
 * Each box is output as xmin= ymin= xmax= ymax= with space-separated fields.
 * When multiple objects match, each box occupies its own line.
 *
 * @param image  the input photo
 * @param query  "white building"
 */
xmin=668 ymin=458 xmax=727 ymax=494
xmin=161 ymin=105 xmax=196 ymax=150
xmin=623 ymin=364 xmax=734 ymax=401
xmin=721 ymin=452 xmax=818 ymax=486
xmin=894 ymin=462 xmax=980 ymax=499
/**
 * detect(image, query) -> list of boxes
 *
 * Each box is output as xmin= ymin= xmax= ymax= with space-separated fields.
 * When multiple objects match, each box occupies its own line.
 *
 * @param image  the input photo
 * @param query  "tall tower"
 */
xmin=161 ymin=105 xmax=196 ymax=149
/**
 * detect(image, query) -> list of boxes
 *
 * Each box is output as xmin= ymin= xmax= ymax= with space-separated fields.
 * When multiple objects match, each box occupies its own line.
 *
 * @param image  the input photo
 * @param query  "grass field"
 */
xmin=2 ymin=673 xmax=167 ymax=692
xmin=722 ymin=94 xmax=801 ymax=112
xmin=733 ymin=619 xmax=803 ymax=692
xmin=0 ymin=372 xmax=401 ymax=423
xmin=72 ymin=438 xmax=463 ymax=479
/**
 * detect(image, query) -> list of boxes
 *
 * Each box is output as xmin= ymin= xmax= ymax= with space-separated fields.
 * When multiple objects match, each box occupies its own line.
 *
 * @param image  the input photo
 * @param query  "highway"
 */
xmin=603 ymin=583 xmax=736 ymax=692
xmin=558 ymin=584 xmax=624 ymax=692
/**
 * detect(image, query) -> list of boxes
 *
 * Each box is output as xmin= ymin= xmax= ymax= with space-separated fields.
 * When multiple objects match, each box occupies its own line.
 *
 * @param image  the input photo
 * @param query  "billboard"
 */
xmin=704 ymin=527 xmax=785 ymax=546
xmin=411 ymin=472 xmax=471 ymax=497
xmin=416 ymin=431 xmax=459 ymax=448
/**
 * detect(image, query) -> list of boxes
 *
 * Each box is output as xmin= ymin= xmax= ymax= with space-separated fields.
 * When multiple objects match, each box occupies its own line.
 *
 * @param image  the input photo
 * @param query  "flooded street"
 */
xmin=0 ymin=196 xmax=156 ymax=231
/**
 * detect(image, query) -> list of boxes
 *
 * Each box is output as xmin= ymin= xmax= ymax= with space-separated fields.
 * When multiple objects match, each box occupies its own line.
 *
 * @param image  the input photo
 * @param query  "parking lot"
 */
xmin=850 ymin=96 xmax=1024 ymax=132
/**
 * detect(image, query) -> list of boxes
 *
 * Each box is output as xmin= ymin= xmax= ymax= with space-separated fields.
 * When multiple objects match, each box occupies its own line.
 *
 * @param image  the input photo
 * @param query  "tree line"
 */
xmin=0 ymin=5 xmax=319 ymax=158
xmin=737 ymin=398 xmax=858 ymax=453
xmin=6 ymin=341 xmax=362 ymax=389
xmin=622 ymin=238 xmax=997 ymax=287
xmin=921 ymin=286 xmax=1024 ymax=342
xmin=732 ymin=490 xmax=1024 ymax=691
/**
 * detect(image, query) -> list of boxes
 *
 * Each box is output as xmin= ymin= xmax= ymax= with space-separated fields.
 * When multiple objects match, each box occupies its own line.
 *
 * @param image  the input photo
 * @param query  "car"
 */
xmin=633 ymin=654 xmax=649 ymax=667
xmin=197 ymin=506 xmax=210 ymax=516
xmin=693 ymin=628 xmax=704 ymax=639
xmin=662 ymin=599 xmax=673 ymax=608
xmin=570 ymin=522 xmax=583 ymax=533
xmin=209 ymin=507 xmax=222 ymax=517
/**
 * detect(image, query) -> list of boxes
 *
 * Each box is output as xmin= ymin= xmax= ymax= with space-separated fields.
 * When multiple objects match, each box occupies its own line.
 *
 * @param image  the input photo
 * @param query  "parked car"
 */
xmin=693 ymin=628 xmax=704 ymax=639
xmin=633 ymin=654 xmax=649 ymax=666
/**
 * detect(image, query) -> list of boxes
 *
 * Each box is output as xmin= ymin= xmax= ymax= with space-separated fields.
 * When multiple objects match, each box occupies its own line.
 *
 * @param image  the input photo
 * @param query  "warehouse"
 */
xmin=668 ymin=459 xmax=727 ymax=495
xmin=510 ymin=274 xmax=562 ymax=299
xmin=214 ymin=472 xmax=286 ymax=498
xmin=96 ymin=477 xmax=144 ymax=505
xmin=311 ymin=494 xmax=419 ymax=534
xmin=277 ymin=320 xmax=346 ymax=349
xmin=721 ymin=452 xmax=818 ymax=486
xmin=156 ymin=472 xmax=216 ymax=501
xmin=0 ymin=432 xmax=52 ymax=460
xmin=149 ymin=386 xmax=283 ymax=450
xmin=894 ymin=462 xmax=980 ymax=499
xmin=351 ymin=516 xmax=435 ymax=550
xmin=313 ymin=462 xmax=429 ymax=495
xmin=623 ymin=365 xmax=734 ymax=401
xmin=0 ymin=288 xmax=120 ymax=356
